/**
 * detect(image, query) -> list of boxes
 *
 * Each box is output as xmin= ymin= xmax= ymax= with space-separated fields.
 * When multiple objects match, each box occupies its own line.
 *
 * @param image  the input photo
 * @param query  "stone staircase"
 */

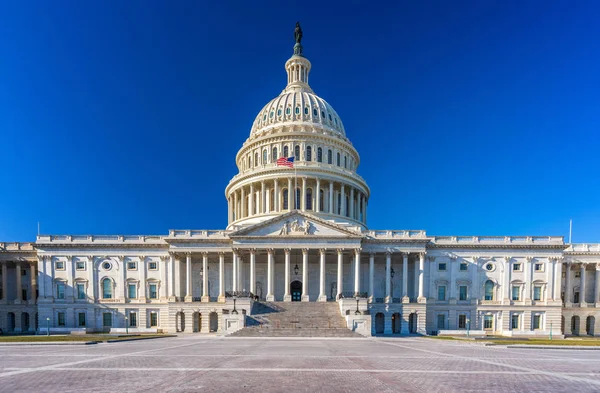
xmin=229 ymin=301 xmax=362 ymax=337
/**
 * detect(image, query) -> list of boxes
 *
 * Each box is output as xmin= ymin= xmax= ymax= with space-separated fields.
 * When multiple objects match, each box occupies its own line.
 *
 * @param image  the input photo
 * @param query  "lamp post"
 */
xmin=550 ymin=322 xmax=553 ymax=340
xmin=125 ymin=316 xmax=129 ymax=335
xmin=46 ymin=317 xmax=50 ymax=336
xmin=232 ymin=294 xmax=238 ymax=315
xmin=355 ymin=296 xmax=361 ymax=315
xmin=466 ymin=318 xmax=470 ymax=338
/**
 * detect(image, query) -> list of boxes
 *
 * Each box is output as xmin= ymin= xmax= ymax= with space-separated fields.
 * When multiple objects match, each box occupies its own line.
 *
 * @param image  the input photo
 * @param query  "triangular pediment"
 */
xmin=229 ymin=211 xmax=364 ymax=238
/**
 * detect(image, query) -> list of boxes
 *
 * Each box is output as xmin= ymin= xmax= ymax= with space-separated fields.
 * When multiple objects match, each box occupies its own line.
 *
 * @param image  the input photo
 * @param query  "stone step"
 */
xmin=230 ymin=327 xmax=362 ymax=338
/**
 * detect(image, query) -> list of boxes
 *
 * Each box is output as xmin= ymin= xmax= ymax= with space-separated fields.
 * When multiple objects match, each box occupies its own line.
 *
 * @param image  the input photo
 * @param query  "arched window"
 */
xmin=319 ymin=189 xmax=324 ymax=212
xmin=344 ymin=156 xmax=347 ymax=168
xmin=313 ymin=108 xmax=318 ymax=116
xmin=254 ymin=152 xmax=259 ymax=166
xmin=294 ymin=145 xmax=300 ymax=159
xmin=317 ymin=147 xmax=323 ymax=162
xmin=283 ymin=189 xmax=289 ymax=210
xmin=306 ymin=146 xmax=312 ymax=161
xmin=102 ymin=278 xmax=113 ymax=299
xmin=484 ymin=280 xmax=494 ymax=301
xmin=295 ymin=188 xmax=301 ymax=209
xmin=295 ymin=107 xmax=300 ymax=114
xmin=327 ymin=149 xmax=332 ymax=164
xmin=304 ymin=107 xmax=309 ymax=115
xmin=283 ymin=146 xmax=289 ymax=158
xmin=306 ymin=188 xmax=313 ymax=210
xmin=263 ymin=150 xmax=268 ymax=164
xmin=272 ymin=147 xmax=278 ymax=161
xmin=286 ymin=107 xmax=290 ymax=115
xmin=336 ymin=152 xmax=341 ymax=166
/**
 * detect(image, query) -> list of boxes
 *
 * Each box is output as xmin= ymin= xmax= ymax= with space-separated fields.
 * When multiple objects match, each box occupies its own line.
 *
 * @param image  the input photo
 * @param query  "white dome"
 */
xmin=250 ymin=91 xmax=346 ymax=138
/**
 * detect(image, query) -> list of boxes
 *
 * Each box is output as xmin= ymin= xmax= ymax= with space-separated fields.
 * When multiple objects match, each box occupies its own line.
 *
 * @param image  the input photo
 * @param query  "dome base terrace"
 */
xmin=226 ymin=209 xmax=367 ymax=231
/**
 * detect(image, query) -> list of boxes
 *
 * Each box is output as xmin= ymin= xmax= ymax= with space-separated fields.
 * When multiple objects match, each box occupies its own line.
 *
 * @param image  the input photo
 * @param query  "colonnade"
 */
xmin=563 ymin=262 xmax=600 ymax=305
xmin=227 ymin=178 xmax=368 ymax=225
xmin=0 ymin=262 xmax=36 ymax=304
xmin=174 ymin=250 xmax=426 ymax=304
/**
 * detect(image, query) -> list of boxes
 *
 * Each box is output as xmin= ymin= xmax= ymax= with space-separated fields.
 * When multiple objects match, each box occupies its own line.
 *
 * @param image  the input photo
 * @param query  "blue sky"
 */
xmin=1 ymin=1 xmax=599 ymax=242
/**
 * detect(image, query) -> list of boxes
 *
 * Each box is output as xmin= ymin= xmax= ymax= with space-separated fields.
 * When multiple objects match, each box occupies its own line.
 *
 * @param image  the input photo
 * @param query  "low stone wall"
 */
xmin=222 ymin=313 xmax=245 ymax=335
xmin=346 ymin=314 xmax=372 ymax=336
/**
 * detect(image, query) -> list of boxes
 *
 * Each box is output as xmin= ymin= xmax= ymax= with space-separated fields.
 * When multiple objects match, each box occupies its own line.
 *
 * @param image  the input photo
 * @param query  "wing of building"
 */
xmin=1 ymin=25 xmax=598 ymax=338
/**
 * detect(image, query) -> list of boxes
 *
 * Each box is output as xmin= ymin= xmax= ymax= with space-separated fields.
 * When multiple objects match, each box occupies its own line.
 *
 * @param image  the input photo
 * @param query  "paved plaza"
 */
xmin=0 ymin=336 xmax=600 ymax=392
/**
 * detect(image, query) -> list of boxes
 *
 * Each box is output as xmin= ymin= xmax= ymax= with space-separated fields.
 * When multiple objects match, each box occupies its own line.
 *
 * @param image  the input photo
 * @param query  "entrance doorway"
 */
xmin=392 ymin=313 xmax=401 ymax=334
xmin=209 ymin=312 xmax=218 ymax=332
xmin=290 ymin=281 xmax=302 ymax=302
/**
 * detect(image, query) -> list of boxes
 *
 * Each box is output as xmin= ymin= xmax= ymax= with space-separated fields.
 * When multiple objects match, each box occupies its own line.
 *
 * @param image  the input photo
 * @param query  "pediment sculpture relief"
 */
xmin=279 ymin=219 xmax=313 ymax=235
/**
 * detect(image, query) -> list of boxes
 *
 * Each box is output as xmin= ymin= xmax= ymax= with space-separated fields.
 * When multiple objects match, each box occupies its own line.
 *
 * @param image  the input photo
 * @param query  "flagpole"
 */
xmin=294 ymin=159 xmax=297 ymax=210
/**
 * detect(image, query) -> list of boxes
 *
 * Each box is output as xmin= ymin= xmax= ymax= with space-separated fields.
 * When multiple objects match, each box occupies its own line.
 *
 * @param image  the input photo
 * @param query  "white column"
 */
xmin=185 ymin=254 xmax=192 ymax=302
xmin=250 ymin=250 xmax=256 ymax=295
xmin=449 ymin=257 xmax=456 ymax=302
xmin=29 ymin=263 xmax=36 ymax=302
xmin=385 ymin=252 xmax=391 ymax=302
xmin=241 ymin=187 xmax=246 ymax=218
xmin=564 ymin=262 xmax=572 ymax=303
xmin=122 ymin=257 xmax=127 ymax=301
xmin=139 ymin=256 xmax=146 ymax=301
xmin=266 ymin=185 xmax=271 ymax=213
xmin=261 ymin=181 xmax=265 ymax=214
xmin=301 ymin=177 xmax=306 ymax=211
xmin=336 ymin=249 xmax=344 ymax=299
xmin=1 ymin=263 xmax=7 ymax=302
xmin=284 ymin=249 xmax=291 ymax=302
xmin=546 ymin=258 xmax=554 ymax=302
xmin=471 ymin=256 xmax=479 ymax=303
xmin=594 ymin=263 xmax=600 ymax=303
xmin=418 ymin=252 xmax=425 ymax=301
xmin=87 ymin=256 xmax=94 ymax=301
xmin=318 ymin=249 xmax=326 ymax=302
xmin=288 ymin=178 xmax=293 ymax=210
xmin=368 ymin=253 xmax=374 ymax=301
xmin=169 ymin=254 xmax=175 ymax=298
xmin=302 ymin=249 xmax=309 ymax=301
xmin=350 ymin=187 xmax=354 ymax=219
xmin=402 ymin=253 xmax=409 ymax=303
xmin=340 ymin=183 xmax=345 ymax=216
xmin=354 ymin=249 xmax=361 ymax=295
xmin=504 ymin=256 xmax=511 ymax=302
xmin=329 ymin=182 xmax=334 ymax=214
xmin=232 ymin=251 xmax=238 ymax=292
xmin=274 ymin=179 xmax=279 ymax=212
xmin=238 ymin=255 xmax=244 ymax=291
xmin=65 ymin=257 xmax=73 ymax=301
xmin=202 ymin=253 xmax=209 ymax=301
xmin=316 ymin=179 xmax=321 ymax=212
xmin=525 ymin=257 xmax=532 ymax=301
xmin=580 ymin=264 xmax=587 ymax=305
xmin=218 ymin=253 xmax=225 ymax=302
xmin=234 ymin=191 xmax=238 ymax=221
xmin=267 ymin=249 xmax=274 ymax=301
xmin=249 ymin=184 xmax=254 ymax=216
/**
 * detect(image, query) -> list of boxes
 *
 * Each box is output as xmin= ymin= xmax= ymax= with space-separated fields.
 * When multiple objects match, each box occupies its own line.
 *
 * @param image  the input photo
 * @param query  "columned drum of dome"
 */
xmin=225 ymin=27 xmax=370 ymax=230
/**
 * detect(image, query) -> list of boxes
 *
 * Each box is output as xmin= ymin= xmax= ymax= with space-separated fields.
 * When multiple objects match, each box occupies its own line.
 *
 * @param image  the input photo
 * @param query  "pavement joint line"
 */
xmin=0 ymin=367 xmax=579 ymax=374
xmin=377 ymin=339 xmax=600 ymax=387
xmin=0 ymin=340 xmax=209 ymax=379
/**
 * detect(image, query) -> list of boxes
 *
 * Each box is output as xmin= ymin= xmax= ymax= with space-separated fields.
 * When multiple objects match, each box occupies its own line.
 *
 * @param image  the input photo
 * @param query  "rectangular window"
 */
xmin=22 ymin=269 xmax=27 ymax=276
xmin=533 ymin=286 xmax=542 ymax=301
xmin=483 ymin=315 xmax=493 ymax=330
xmin=512 ymin=263 xmax=521 ymax=271
xmin=78 ymin=312 xmax=86 ymax=327
xmin=22 ymin=289 xmax=27 ymax=301
xmin=459 ymin=262 xmax=468 ymax=271
xmin=574 ymin=292 xmax=580 ymax=303
xmin=57 ymin=283 xmax=65 ymax=299
xmin=533 ymin=314 xmax=541 ymax=330
xmin=534 ymin=263 xmax=544 ymax=272
xmin=437 ymin=314 xmax=445 ymax=330
xmin=76 ymin=261 xmax=85 ymax=271
xmin=55 ymin=261 xmax=65 ymax=270
xmin=127 ymin=262 xmax=137 ymax=270
xmin=57 ymin=312 xmax=65 ymax=326
xmin=575 ymin=271 xmax=581 ymax=278
xmin=511 ymin=314 xmax=520 ymax=329
xmin=128 ymin=284 xmax=137 ymax=299
xmin=458 ymin=314 xmax=467 ymax=329
xmin=459 ymin=286 xmax=468 ymax=301
xmin=77 ymin=283 xmax=86 ymax=300
xmin=437 ymin=285 xmax=446 ymax=301
xmin=438 ymin=263 xmax=447 ymax=271
xmin=149 ymin=262 xmax=158 ymax=271
xmin=150 ymin=312 xmax=158 ymax=327
xmin=129 ymin=312 xmax=137 ymax=327
xmin=512 ymin=286 xmax=520 ymax=301
xmin=149 ymin=284 xmax=158 ymax=299
xmin=103 ymin=313 xmax=112 ymax=327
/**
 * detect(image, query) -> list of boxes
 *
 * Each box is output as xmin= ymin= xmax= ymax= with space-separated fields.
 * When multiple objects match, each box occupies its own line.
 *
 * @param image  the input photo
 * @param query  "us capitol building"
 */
xmin=1 ymin=25 xmax=598 ymax=337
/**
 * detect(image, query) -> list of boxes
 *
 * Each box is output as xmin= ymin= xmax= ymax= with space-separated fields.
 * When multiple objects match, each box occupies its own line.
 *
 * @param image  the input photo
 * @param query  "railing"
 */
xmin=339 ymin=292 xmax=368 ymax=299
xmin=167 ymin=230 xmax=230 ymax=239
xmin=36 ymin=235 xmax=165 ymax=244
xmin=0 ymin=242 xmax=35 ymax=251
xmin=566 ymin=244 xmax=600 ymax=253
xmin=225 ymin=291 xmax=255 ymax=298
xmin=432 ymin=236 xmax=564 ymax=245
xmin=365 ymin=230 xmax=428 ymax=239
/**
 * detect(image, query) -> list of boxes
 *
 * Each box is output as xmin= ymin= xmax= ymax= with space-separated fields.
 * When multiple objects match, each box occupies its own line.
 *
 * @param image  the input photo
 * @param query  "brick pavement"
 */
xmin=0 ymin=336 xmax=599 ymax=392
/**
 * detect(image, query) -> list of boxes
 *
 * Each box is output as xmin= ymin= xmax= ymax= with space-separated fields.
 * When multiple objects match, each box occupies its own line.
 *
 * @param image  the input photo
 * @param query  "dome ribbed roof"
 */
xmin=250 ymin=91 xmax=346 ymax=138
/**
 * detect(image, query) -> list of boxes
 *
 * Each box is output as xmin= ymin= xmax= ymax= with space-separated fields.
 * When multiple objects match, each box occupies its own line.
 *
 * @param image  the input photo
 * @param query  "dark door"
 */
xmin=291 ymin=281 xmax=302 ymax=302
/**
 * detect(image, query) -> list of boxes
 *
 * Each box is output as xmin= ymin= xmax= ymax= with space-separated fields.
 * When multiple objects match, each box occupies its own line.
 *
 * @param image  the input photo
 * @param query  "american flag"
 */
xmin=276 ymin=156 xmax=295 ymax=168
